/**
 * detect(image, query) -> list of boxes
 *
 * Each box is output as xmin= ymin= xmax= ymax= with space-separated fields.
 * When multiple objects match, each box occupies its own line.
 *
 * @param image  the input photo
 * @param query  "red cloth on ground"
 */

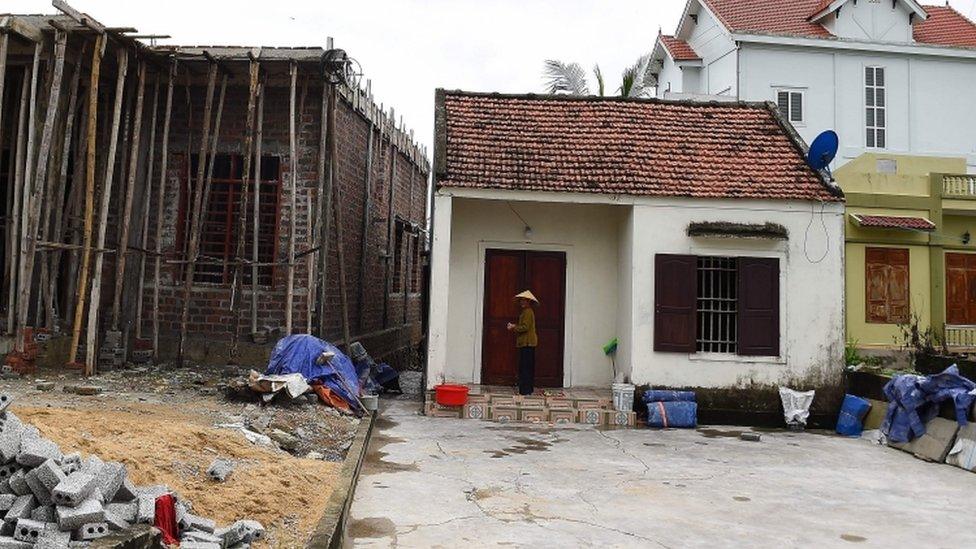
xmin=311 ymin=382 xmax=353 ymax=412
xmin=154 ymin=493 xmax=180 ymax=546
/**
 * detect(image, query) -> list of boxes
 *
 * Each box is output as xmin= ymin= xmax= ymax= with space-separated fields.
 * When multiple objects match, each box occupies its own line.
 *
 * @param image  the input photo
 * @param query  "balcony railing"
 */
xmin=942 ymin=174 xmax=976 ymax=198
xmin=945 ymin=325 xmax=976 ymax=349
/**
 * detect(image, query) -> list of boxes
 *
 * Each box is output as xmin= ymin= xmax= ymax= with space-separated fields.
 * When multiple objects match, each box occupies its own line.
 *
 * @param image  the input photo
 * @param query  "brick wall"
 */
xmin=139 ymin=74 xmax=429 ymax=368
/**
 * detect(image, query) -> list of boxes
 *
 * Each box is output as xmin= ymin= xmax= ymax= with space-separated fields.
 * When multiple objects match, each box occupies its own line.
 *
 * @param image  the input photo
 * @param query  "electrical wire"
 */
xmin=506 ymin=201 xmax=530 ymax=226
xmin=803 ymin=200 xmax=830 ymax=263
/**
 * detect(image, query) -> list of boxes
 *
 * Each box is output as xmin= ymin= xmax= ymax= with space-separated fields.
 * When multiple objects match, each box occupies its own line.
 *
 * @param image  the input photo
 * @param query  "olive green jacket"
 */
xmin=515 ymin=308 xmax=538 ymax=348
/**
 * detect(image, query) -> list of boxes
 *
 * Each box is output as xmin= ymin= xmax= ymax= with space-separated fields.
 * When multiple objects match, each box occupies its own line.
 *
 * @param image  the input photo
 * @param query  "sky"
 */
xmin=7 ymin=0 xmax=976 ymax=154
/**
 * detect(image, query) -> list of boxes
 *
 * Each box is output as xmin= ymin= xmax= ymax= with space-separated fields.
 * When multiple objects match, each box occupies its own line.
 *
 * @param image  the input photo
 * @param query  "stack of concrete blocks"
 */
xmin=98 ymin=331 xmax=125 ymax=372
xmin=0 ymin=394 xmax=265 ymax=547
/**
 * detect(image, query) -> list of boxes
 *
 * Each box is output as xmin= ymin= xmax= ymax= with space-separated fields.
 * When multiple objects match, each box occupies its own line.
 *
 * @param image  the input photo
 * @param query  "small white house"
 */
xmin=427 ymin=91 xmax=846 ymax=398
xmin=651 ymin=0 xmax=976 ymax=169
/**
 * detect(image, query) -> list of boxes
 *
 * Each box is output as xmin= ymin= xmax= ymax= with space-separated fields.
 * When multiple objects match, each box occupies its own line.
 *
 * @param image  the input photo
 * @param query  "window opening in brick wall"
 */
xmin=696 ymin=256 xmax=738 ymax=353
xmin=391 ymin=228 xmax=404 ymax=293
xmin=410 ymin=235 xmax=422 ymax=294
xmin=180 ymin=153 xmax=282 ymax=286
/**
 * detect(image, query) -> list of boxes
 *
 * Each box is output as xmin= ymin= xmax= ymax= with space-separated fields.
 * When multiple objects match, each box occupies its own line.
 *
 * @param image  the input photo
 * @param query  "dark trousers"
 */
xmin=518 ymin=346 xmax=536 ymax=395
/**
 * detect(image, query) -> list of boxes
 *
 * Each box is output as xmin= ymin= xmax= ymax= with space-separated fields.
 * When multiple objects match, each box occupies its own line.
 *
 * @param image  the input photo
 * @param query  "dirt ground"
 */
xmin=2 ymin=361 xmax=362 ymax=547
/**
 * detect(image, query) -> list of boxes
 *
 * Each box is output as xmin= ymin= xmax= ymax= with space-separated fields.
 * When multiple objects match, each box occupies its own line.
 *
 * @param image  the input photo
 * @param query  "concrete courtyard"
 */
xmin=348 ymin=400 xmax=976 ymax=547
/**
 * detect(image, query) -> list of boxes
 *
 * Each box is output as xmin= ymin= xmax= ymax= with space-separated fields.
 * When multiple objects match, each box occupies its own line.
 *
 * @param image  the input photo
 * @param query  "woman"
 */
xmin=507 ymin=290 xmax=539 ymax=396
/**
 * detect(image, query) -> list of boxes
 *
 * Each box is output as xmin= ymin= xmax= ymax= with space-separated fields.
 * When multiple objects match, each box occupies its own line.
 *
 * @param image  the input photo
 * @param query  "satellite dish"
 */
xmin=807 ymin=130 xmax=839 ymax=180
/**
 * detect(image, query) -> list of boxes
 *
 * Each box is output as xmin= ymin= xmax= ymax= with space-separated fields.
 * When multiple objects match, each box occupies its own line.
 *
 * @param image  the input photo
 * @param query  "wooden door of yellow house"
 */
xmin=866 ymin=247 xmax=910 ymax=324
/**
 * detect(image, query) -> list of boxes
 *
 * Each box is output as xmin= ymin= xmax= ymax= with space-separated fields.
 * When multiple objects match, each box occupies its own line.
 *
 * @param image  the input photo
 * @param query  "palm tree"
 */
xmin=543 ymin=54 xmax=655 ymax=98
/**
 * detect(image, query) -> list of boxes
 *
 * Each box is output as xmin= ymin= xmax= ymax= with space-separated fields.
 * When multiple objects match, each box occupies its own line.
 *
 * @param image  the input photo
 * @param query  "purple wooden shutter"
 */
xmin=737 ymin=257 xmax=780 ymax=357
xmin=654 ymin=254 xmax=697 ymax=353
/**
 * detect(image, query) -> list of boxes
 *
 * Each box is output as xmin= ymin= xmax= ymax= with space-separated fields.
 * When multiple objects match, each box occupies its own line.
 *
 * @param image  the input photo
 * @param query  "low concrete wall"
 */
xmin=307 ymin=409 xmax=376 ymax=548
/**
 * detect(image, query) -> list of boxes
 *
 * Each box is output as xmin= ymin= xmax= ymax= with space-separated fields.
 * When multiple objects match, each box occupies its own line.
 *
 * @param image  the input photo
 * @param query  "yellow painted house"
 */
xmin=840 ymin=154 xmax=976 ymax=351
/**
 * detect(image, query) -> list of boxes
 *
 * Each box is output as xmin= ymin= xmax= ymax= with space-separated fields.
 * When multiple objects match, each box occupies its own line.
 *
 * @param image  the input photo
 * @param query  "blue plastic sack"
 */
xmin=646 ymin=401 xmax=697 ymax=428
xmin=265 ymin=335 xmax=361 ymax=410
xmin=836 ymin=394 xmax=872 ymax=437
xmin=642 ymin=390 xmax=696 ymax=403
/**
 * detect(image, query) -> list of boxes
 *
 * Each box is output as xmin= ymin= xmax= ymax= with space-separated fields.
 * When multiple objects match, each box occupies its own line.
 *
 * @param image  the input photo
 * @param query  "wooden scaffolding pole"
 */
xmin=383 ymin=109 xmax=397 ymax=328
xmin=152 ymin=59 xmax=176 ymax=361
xmin=285 ymin=62 xmax=297 ymax=335
xmin=0 ymin=34 xmax=8 ymax=319
xmin=83 ymin=47 xmax=128 ymax=376
xmin=177 ymin=65 xmax=220 ymax=363
xmin=14 ymin=42 xmax=42 ymax=351
xmin=135 ymin=74 xmax=160 ymax=340
xmin=110 ymin=60 xmax=146 ymax=332
xmin=7 ymin=66 xmax=29 ymax=336
xmin=250 ymin=83 xmax=264 ymax=335
xmin=358 ymin=88 xmax=375 ymax=334
xmin=67 ymin=34 xmax=105 ymax=365
xmin=313 ymin=80 xmax=330 ymax=336
xmin=229 ymin=59 xmax=259 ymax=357
xmin=44 ymin=40 xmax=87 ymax=329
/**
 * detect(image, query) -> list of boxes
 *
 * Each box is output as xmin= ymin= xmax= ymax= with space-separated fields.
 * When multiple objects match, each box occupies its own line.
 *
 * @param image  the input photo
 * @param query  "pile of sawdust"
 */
xmin=17 ymin=404 xmax=340 ymax=547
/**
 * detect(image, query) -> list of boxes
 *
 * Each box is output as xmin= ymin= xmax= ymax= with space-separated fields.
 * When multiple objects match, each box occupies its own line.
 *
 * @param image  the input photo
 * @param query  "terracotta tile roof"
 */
xmin=699 ymin=0 xmax=976 ymax=49
xmin=436 ymin=91 xmax=841 ymax=202
xmin=914 ymin=5 xmax=976 ymax=48
xmin=851 ymin=214 xmax=936 ymax=231
xmin=659 ymin=35 xmax=702 ymax=61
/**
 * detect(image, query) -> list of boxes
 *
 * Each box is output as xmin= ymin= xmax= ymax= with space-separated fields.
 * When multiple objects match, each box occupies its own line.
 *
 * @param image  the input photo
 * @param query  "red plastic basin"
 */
xmin=435 ymin=384 xmax=469 ymax=407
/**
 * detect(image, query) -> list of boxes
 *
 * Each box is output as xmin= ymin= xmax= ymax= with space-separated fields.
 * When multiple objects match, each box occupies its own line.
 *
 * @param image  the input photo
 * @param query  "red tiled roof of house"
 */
xmin=699 ymin=0 xmax=976 ymax=48
xmin=914 ymin=5 xmax=976 ymax=48
xmin=659 ymin=35 xmax=702 ymax=60
xmin=436 ymin=91 xmax=841 ymax=202
xmin=851 ymin=214 xmax=936 ymax=231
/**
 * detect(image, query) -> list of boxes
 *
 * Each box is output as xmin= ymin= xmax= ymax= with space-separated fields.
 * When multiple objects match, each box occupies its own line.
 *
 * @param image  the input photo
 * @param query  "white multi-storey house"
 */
xmin=651 ymin=0 xmax=976 ymax=168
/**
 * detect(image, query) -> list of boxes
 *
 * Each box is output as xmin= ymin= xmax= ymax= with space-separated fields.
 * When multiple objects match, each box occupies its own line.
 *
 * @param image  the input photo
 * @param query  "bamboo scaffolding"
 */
xmin=306 ymin=191 xmax=313 ymax=334
xmin=134 ymin=73 xmax=160 ymax=340
xmin=357 ymin=84 xmax=375 ymax=334
xmin=0 ymin=34 xmax=9 ymax=323
xmin=62 ymin=88 xmax=88 ymax=337
xmin=6 ymin=66 xmax=29 ymax=336
xmin=152 ymin=59 xmax=176 ymax=361
xmin=229 ymin=59 xmax=259 ymax=358
xmin=14 ymin=43 xmax=41 ymax=351
xmin=285 ymin=62 xmax=297 ymax=335
xmin=177 ymin=65 xmax=220 ymax=363
xmin=110 ymin=60 xmax=146 ymax=332
xmin=313 ymin=80 xmax=330 ymax=336
xmin=83 ymin=47 xmax=128 ymax=376
xmin=43 ymin=41 xmax=86 ymax=329
xmin=383 ymin=109 xmax=397 ymax=328
xmin=250 ymin=83 xmax=264 ymax=335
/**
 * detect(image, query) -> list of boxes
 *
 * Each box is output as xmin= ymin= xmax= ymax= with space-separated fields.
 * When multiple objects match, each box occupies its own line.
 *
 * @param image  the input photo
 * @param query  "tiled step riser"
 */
xmin=424 ymin=400 xmax=636 ymax=428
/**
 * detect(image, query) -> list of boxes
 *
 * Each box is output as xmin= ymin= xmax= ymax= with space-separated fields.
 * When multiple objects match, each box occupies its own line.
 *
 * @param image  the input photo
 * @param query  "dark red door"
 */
xmin=482 ymin=249 xmax=565 ymax=387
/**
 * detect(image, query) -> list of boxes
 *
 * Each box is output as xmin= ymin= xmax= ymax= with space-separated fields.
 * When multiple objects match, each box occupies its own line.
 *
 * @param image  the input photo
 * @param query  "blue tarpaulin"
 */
xmin=882 ymin=365 xmax=976 ymax=443
xmin=265 ymin=335 xmax=361 ymax=410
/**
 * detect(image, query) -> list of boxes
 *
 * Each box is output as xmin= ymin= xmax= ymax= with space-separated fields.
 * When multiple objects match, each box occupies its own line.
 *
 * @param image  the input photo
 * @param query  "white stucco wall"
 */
xmin=821 ymin=0 xmax=915 ymax=43
xmin=433 ymin=196 xmax=623 ymax=388
xmin=427 ymin=189 xmax=846 ymax=392
xmin=737 ymin=44 xmax=976 ymax=169
xmin=657 ymin=2 xmax=738 ymax=98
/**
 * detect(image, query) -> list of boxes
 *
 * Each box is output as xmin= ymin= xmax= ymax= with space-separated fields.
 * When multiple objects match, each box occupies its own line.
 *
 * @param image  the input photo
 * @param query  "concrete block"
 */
xmin=92 ymin=463 xmax=125 ymax=503
xmin=60 ymin=453 xmax=81 ymax=476
xmin=34 ymin=530 xmax=71 ymax=549
xmin=112 ymin=478 xmax=136 ymax=503
xmin=206 ymin=459 xmax=234 ymax=482
xmin=181 ymin=513 xmax=215 ymax=533
xmin=80 ymin=456 xmax=103 ymax=476
xmin=947 ymin=422 xmax=976 ymax=472
xmin=0 ymin=481 xmax=11 ymax=495
xmin=103 ymin=508 xmax=129 ymax=532
xmin=0 ymin=465 xmax=17 ymax=483
xmin=0 ymin=396 xmax=11 ymax=414
xmin=891 ymin=417 xmax=960 ymax=463
xmin=75 ymin=522 xmax=109 ymax=540
xmin=6 ymin=472 xmax=27 ymax=497
xmin=0 ymin=413 xmax=21 ymax=433
xmin=179 ymin=541 xmax=221 ymax=549
xmin=105 ymin=502 xmax=136 ymax=523
xmin=134 ymin=495 xmax=154 ymax=524
xmin=53 ymin=472 xmax=96 ymax=507
xmin=182 ymin=530 xmax=222 ymax=544
xmin=135 ymin=485 xmax=168 ymax=499
xmin=219 ymin=519 xmax=265 ymax=546
xmin=0 ymin=431 xmax=21 ymax=465
xmin=56 ymin=494 xmax=104 ymax=530
xmin=29 ymin=505 xmax=54 ymax=522
xmin=12 ymin=518 xmax=45 ymax=543
xmin=25 ymin=459 xmax=65 ymax=505
xmin=2 ymin=495 xmax=34 ymax=524
xmin=0 ymin=495 xmax=14 ymax=512
xmin=0 ymin=537 xmax=31 ymax=548
xmin=15 ymin=438 xmax=61 ymax=468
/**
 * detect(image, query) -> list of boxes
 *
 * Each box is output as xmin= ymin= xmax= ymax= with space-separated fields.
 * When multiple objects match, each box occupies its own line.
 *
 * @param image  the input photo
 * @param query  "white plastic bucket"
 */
xmin=361 ymin=394 xmax=379 ymax=412
xmin=612 ymin=383 xmax=635 ymax=412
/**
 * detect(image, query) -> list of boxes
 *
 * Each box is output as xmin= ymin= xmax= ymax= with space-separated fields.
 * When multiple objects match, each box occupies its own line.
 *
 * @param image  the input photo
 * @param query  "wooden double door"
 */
xmin=482 ymin=249 xmax=566 ymax=388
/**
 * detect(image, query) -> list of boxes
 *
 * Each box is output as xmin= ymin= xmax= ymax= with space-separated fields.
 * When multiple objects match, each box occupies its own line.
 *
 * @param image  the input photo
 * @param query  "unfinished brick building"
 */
xmin=0 ymin=3 xmax=429 ymax=373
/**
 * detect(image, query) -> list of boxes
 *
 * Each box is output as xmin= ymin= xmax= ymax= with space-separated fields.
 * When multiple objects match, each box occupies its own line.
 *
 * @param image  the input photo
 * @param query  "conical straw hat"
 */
xmin=514 ymin=290 xmax=539 ymax=303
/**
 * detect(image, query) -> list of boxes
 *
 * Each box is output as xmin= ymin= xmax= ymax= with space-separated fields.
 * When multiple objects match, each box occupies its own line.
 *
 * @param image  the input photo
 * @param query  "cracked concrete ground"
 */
xmin=348 ymin=400 xmax=976 ymax=548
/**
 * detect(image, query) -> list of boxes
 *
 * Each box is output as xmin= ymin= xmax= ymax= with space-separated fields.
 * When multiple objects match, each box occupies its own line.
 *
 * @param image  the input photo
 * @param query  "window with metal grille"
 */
xmin=776 ymin=90 xmax=803 ymax=124
xmin=696 ymin=256 xmax=738 ymax=353
xmin=391 ymin=228 xmax=404 ymax=293
xmin=410 ymin=236 xmax=422 ymax=294
xmin=180 ymin=153 xmax=282 ymax=286
xmin=865 ymin=66 xmax=886 ymax=148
